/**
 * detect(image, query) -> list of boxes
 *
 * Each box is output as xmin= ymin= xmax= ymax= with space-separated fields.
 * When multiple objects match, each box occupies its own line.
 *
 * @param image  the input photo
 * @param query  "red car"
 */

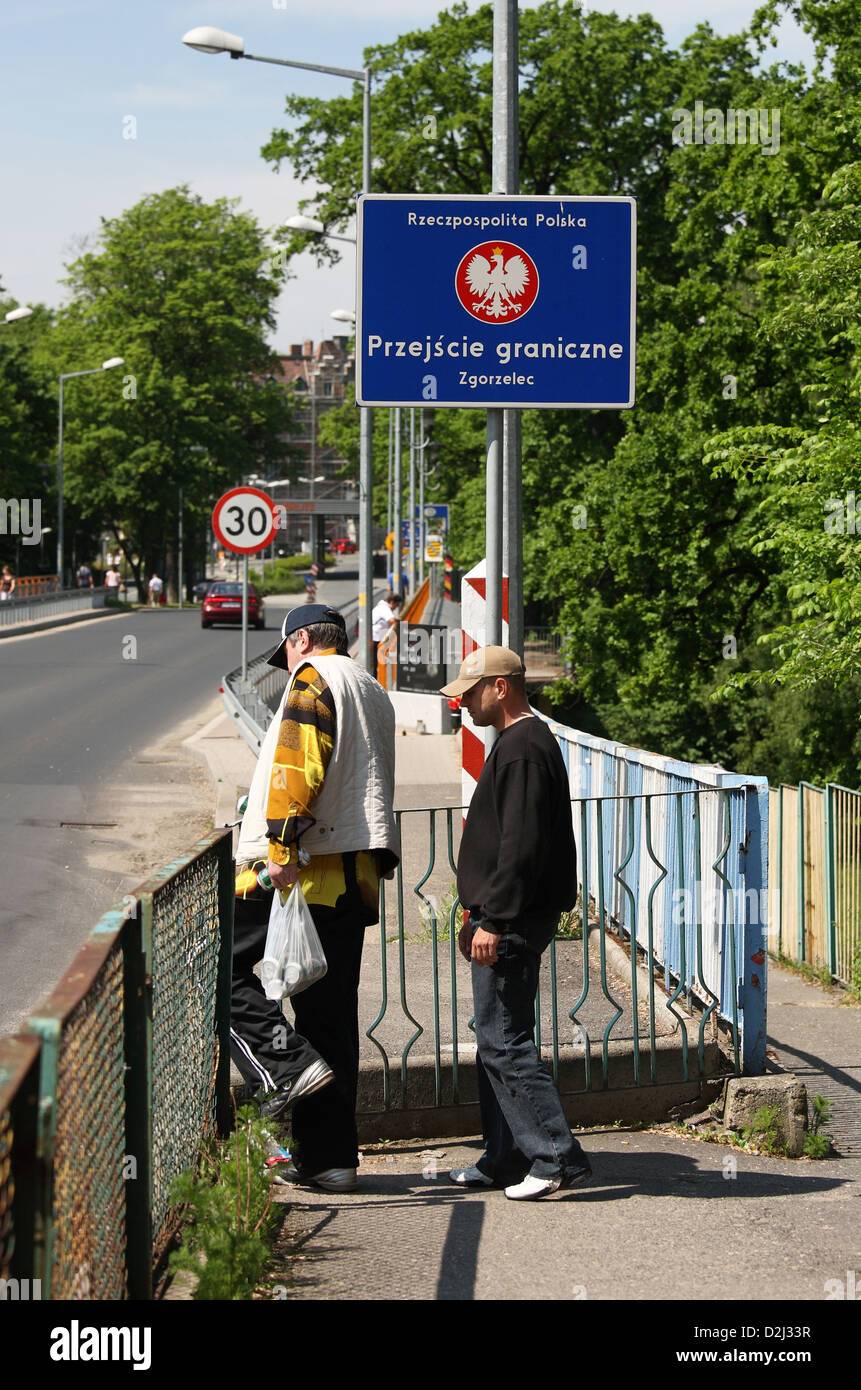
xmin=201 ymin=582 xmax=265 ymax=629
xmin=331 ymin=537 xmax=357 ymax=554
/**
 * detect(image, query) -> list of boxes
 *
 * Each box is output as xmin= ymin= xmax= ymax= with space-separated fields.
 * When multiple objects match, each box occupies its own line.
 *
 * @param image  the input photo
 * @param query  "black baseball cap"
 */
xmin=267 ymin=604 xmax=347 ymax=670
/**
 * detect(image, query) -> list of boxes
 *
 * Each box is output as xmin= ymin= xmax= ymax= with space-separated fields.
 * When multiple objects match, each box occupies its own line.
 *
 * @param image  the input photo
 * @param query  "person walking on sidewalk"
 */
xmin=371 ymin=591 xmax=402 ymax=675
xmin=104 ymin=564 xmax=122 ymax=602
xmin=231 ymin=604 xmax=400 ymax=1193
xmin=440 ymin=646 xmax=592 ymax=1201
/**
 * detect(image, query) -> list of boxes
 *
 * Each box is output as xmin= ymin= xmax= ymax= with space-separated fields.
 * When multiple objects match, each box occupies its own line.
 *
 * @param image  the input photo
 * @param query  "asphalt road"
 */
xmin=0 ymin=571 xmax=361 ymax=1034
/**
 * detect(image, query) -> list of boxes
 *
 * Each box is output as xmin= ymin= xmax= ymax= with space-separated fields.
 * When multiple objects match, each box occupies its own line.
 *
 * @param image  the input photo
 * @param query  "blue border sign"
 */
xmin=356 ymin=195 xmax=636 ymax=410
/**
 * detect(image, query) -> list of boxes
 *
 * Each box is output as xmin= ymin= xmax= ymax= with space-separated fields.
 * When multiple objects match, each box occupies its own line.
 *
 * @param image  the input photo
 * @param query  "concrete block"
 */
xmin=722 ymin=1074 xmax=808 ymax=1156
xmin=388 ymin=690 xmax=453 ymax=734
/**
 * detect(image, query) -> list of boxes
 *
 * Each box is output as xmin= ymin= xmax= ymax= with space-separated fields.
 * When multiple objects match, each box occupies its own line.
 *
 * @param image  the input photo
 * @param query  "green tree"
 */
xmin=0 ymin=297 xmax=56 ymax=574
xmin=43 ymin=187 xmax=293 ymax=596
xmin=707 ymin=151 xmax=861 ymax=694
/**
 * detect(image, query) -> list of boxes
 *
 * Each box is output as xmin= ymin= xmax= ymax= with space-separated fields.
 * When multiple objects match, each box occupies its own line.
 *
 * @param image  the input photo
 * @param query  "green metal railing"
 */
xmin=366 ymin=786 xmax=759 ymax=1114
xmin=0 ymin=828 xmax=233 ymax=1300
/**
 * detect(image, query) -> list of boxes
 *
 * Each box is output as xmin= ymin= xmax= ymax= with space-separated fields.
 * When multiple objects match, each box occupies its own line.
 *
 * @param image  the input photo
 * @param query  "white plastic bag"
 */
xmin=259 ymin=882 xmax=327 ymax=1000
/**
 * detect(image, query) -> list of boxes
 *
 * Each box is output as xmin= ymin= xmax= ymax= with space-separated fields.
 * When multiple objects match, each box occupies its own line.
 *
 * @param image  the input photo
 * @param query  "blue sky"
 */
xmin=0 ymin=0 xmax=816 ymax=351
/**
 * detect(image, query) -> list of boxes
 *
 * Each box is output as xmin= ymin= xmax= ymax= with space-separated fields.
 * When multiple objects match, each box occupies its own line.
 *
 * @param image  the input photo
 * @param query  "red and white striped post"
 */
xmin=460 ymin=558 xmax=509 ymax=809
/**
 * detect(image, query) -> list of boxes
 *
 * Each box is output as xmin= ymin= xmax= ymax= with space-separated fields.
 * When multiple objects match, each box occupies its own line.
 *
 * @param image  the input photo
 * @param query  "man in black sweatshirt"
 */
xmin=441 ymin=646 xmax=591 ymax=1200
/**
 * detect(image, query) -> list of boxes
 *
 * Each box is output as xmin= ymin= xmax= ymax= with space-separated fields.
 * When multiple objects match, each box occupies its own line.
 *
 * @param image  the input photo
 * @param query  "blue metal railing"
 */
xmin=535 ymin=717 xmax=768 ymax=1074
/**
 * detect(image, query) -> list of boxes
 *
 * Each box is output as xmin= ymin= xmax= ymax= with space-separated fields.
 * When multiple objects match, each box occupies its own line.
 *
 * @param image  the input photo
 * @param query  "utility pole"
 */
xmin=178 ymin=488 xmax=184 ymax=608
xmin=393 ymin=408 xmax=402 ymax=595
xmin=408 ymin=408 xmax=416 ymax=596
xmin=486 ymin=0 xmax=520 ymax=652
xmin=418 ymin=407 xmax=426 ymax=590
xmin=387 ymin=408 xmax=393 ymax=552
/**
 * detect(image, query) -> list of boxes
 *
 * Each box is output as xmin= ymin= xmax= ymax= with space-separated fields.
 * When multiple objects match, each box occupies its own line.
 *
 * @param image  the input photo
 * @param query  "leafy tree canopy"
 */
xmin=254 ymin=1 xmax=861 ymax=784
xmin=39 ymin=186 xmax=293 ymax=590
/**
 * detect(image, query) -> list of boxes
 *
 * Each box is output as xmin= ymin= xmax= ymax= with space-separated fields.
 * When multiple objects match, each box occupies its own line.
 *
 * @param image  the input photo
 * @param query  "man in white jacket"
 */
xmin=231 ymin=605 xmax=400 ymax=1193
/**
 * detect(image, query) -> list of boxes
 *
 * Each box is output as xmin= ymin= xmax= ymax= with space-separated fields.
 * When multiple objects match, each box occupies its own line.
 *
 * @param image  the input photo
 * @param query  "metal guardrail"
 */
xmin=769 ymin=781 xmax=861 ymax=985
xmin=523 ymin=626 xmax=565 ymax=672
xmin=0 ymin=588 xmax=106 ymax=628
xmin=0 ymin=828 xmax=233 ymax=1299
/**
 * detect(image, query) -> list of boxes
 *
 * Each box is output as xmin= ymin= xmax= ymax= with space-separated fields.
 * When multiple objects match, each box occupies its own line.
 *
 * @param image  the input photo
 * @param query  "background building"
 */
xmin=264 ymin=337 xmax=358 ymax=560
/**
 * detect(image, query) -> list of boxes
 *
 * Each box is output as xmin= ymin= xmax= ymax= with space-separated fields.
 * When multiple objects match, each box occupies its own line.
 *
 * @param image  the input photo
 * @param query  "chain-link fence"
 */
xmin=0 ymin=828 xmax=233 ymax=1300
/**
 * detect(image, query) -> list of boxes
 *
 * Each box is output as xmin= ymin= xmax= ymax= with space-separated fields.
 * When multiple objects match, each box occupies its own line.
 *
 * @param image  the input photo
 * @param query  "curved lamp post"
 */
xmin=57 ymin=357 xmax=124 ymax=586
xmin=181 ymin=24 xmax=375 ymax=670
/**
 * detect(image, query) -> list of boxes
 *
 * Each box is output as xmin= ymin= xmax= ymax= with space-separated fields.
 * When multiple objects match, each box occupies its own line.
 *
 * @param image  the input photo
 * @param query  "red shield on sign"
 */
xmin=455 ymin=240 xmax=539 ymax=324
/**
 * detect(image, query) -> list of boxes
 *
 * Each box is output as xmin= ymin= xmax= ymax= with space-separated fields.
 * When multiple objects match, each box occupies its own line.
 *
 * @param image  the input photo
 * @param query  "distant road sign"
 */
xmin=357 ymin=194 xmax=636 ymax=409
xmin=420 ymin=503 xmax=450 ymax=528
xmin=425 ymin=534 xmax=443 ymax=563
xmin=212 ymin=487 xmax=277 ymax=554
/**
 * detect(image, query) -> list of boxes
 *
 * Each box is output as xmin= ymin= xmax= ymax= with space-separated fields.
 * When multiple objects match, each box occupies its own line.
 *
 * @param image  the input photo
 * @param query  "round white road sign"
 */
xmin=212 ymin=487 xmax=277 ymax=554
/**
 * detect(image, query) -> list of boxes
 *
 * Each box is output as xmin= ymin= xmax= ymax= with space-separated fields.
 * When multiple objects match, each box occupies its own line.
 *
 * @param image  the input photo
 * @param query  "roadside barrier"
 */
xmin=0 ymin=829 xmax=233 ymax=1299
xmin=0 ymin=588 xmax=106 ymax=629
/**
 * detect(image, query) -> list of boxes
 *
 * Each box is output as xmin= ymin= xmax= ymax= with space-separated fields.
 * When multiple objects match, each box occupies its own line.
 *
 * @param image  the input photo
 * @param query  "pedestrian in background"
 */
xmin=371 ymin=591 xmax=402 ymax=675
xmin=147 ymin=572 xmax=163 ymax=607
xmin=441 ymin=646 xmax=592 ymax=1200
xmin=76 ymin=562 xmax=93 ymax=589
xmin=0 ymin=565 xmax=15 ymax=601
xmin=104 ymin=565 xmax=121 ymax=602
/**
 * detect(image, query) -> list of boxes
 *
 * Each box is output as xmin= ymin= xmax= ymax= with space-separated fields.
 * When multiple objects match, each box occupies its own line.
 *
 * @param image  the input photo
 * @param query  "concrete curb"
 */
xmin=352 ymin=1039 xmax=727 ymax=1139
xmin=231 ymin=1038 xmax=729 ymax=1141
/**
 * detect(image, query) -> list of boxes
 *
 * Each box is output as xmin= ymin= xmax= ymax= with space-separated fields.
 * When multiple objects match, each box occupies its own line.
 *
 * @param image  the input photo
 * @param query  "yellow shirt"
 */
xmin=235 ymin=655 xmax=381 ymax=915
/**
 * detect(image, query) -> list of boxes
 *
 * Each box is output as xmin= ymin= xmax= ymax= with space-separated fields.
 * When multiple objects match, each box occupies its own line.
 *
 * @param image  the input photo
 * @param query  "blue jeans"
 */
xmin=471 ymin=926 xmax=588 ymax=1184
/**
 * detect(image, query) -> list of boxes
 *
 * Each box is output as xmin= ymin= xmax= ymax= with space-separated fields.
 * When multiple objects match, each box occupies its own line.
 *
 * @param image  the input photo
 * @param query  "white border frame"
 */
xmin=356 ymin=194 xmax=636 ymax=410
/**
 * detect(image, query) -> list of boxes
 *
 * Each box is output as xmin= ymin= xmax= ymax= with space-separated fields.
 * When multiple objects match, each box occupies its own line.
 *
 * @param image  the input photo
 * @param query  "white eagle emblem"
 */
xmin=465 ymin=246 xmax=530 ymax=319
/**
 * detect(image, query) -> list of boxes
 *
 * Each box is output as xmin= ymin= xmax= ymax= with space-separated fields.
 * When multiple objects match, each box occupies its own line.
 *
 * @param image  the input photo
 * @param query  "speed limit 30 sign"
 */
xmin=212 ymin=487 xmax=277 ymax=554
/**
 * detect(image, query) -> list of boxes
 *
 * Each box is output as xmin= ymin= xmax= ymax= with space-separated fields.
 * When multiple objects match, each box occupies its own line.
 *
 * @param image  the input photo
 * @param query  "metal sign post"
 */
xmin=241 ymin=553 xmax=249 ymax=679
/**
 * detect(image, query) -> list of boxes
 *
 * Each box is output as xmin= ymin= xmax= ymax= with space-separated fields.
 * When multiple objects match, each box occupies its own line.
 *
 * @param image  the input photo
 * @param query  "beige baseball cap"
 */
xmin=440 ymin=645 xmax=525 ymax=698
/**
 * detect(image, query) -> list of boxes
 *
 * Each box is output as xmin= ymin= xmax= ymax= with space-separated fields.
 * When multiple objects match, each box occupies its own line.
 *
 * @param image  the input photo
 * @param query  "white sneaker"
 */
xmin=504 ymin=1174 xmax=562 ymax=1200
xmin=258 ymin=1059 xmax=335 ymax=1120
xmin=449 ymin=1165 xmax=494 ymax=1188
xmin=308 ymin=1168 xmax=358 ymax=1193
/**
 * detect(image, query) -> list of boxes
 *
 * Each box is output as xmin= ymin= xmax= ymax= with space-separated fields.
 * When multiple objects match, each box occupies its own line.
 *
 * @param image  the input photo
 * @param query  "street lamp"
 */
xmin=284 ymin=215 xmax=356 ymax=247
xmin=182 ymin=23 xmax=374 ymax=671
xmin=57 ymin=357 xmax=124 ymax=586
xmin=3 ymin=307 xmax=33 ymax=325
xmin=330 ymin=310 xmax=355 ymax=323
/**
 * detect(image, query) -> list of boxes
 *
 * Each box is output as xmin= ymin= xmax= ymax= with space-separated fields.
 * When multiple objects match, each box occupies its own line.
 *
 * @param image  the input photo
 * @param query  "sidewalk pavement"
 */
xmin=273 ymin=957 xmax=861 ymax=1303
xmin=185 ymin=671 xmax=861 ymax=1301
